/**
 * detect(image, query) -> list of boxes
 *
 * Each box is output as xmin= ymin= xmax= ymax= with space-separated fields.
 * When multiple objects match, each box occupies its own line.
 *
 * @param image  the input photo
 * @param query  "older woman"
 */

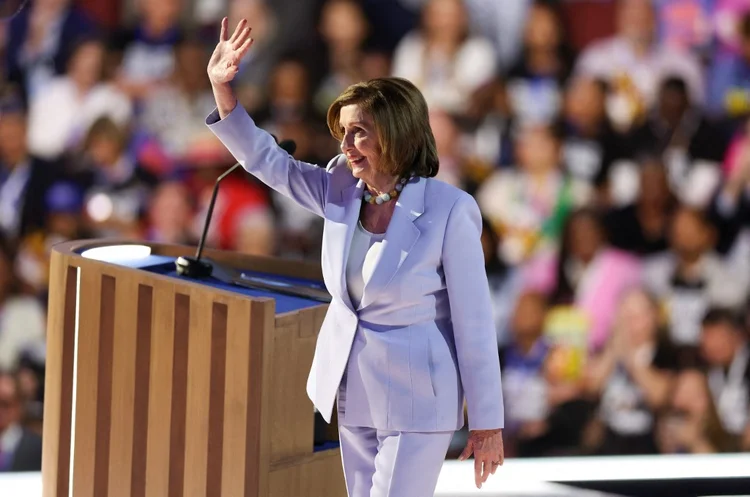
xmin=205 ymin=18 xmax=504 ymax=496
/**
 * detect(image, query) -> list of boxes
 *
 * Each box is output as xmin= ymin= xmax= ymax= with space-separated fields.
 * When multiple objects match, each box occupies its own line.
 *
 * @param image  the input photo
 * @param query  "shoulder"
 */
xmin=426 ymin=179 xmax=481 ymax=221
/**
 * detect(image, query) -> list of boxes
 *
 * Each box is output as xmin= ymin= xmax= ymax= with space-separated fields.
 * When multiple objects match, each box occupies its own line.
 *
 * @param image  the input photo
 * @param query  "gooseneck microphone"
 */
xmin=175 ymin=138 xmax=297 ymax=278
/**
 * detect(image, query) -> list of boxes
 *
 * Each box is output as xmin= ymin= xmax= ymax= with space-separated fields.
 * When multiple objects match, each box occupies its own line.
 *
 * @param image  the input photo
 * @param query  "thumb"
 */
xmin=458 ymin=439 xmax=474 ymax=461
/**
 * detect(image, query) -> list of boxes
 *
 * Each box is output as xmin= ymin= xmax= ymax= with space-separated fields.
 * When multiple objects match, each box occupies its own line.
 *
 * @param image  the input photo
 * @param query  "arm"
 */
xmin=442 ymin=193 xmax=504 ymax=430
xmin=205 ymin=17 xmax=332 ymax=217
xmin=206 ymin=102 xmax=332 ymax=217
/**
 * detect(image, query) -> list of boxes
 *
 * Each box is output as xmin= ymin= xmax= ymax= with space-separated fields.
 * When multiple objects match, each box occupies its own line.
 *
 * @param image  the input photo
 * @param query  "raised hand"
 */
xmin=208 ymin=17 xmax=254 ymax=86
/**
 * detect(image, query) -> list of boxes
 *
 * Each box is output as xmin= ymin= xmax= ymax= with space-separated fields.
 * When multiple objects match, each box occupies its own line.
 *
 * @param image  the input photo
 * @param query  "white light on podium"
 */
xmin=81 ymin=244 xmax=152 ymax=261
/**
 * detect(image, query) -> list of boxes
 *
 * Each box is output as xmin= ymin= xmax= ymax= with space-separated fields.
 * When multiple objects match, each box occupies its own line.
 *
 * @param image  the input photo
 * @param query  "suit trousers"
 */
xmin=338 ymin=425 xmax=453 ymax=497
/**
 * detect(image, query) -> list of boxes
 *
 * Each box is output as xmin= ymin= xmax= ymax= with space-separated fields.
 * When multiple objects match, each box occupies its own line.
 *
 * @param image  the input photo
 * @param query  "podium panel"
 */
xmin=42 ymin=240 xmax=345 ymax=497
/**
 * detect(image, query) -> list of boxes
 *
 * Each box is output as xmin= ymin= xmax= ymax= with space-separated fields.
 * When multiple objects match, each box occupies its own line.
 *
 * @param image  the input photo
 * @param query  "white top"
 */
xmin=345 ymin=221 xmax=386 ymax=309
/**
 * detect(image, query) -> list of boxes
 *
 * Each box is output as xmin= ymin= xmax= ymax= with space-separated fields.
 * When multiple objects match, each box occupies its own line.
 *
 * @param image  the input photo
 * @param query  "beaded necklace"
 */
xmin=363 ymin=176 xmax=411 ymax=205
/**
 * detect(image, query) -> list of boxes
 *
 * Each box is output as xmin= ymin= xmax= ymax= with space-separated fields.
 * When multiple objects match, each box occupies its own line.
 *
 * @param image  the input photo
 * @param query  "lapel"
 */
xmin=324 ymin=179 xmax=364 ymax=313
xmin=357 ymin=177 xmax=425 ymax=310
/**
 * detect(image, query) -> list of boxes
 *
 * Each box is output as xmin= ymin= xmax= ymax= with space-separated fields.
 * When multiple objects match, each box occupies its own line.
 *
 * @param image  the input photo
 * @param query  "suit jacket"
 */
xmin=207 ymin=105 xmax=504 ymax=432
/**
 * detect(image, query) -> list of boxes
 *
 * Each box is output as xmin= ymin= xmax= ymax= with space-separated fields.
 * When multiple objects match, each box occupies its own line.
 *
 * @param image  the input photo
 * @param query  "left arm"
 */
xmin=442 ymin=193 xmax=504 ymax=430
xmin=443 ymin=194 xmax=505 ymax=488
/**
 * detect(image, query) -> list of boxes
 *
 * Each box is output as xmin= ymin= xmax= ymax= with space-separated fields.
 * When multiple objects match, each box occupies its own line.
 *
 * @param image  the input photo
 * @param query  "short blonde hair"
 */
xmin=327 ymin=77 xmax=439 ymax=178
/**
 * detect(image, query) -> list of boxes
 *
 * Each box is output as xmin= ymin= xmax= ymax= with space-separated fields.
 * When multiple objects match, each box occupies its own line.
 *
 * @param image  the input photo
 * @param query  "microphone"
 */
xmin=175 ymin=138 xmax=297 ymax=278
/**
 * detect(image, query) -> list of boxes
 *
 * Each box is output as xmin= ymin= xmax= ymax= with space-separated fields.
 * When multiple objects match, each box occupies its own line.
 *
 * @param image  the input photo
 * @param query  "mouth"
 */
xmin=348 ymin=156 xmax=365 ymax=166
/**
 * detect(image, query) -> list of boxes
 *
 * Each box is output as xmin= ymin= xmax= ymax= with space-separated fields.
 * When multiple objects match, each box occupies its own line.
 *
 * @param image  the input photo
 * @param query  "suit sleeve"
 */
xmin=206 ymin=105 xmax=332 ymax=217
xmin=442 ymin=193 xmax=505 ymax=430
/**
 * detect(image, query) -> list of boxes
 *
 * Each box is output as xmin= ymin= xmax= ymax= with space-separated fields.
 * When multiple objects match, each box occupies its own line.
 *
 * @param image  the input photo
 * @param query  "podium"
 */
xmin=41 ymin=240 xmax=346 ymax=497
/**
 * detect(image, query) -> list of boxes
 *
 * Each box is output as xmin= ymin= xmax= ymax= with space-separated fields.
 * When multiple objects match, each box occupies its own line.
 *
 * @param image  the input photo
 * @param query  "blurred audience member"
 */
xmin=708 ymin=11 xmax=750 ymax=119
xmin=478 ymin=124 xmax=591 ymax=264
xmin=392 ymin=0 xmax=498 ymax=115
xmin=14 ymin=181 xmax=87 ymax=297
xmin=560 ymin=75 xmax=624 ymax=197
xmin=645 ymin=207 xmax=750 ymax=350
xmin=110 ymin=0 xmax=184 ymax=102
xmin=254 ymin=56 xmax=316 ymax=131
xmin=26 ymin=37 xmax=132 ymax=161
xmin=313 ymin=0 xmax=371 ymax=116
xmin=575 ymin=0 xmax=704 ymax=131
xmin=0 ymin=238 xmax=46 ymax=372
xmin=0 ymin=97 xmax=64 ymax=243
xmin=699 ymin=308 xmax=750 ymax=443
xmin=0 ymin=371 xmax=42 ymax=472
xmin=605 ymin=158 xmax=676 ymax=256
xmin=139 ymin=37 xmax=220 ymax=166
xmin=586 ymin=288 xmax=678 ymax=455
xmin=77 ymin=117 xmax=157 ymax=239
xmin=144 ymin=179 xmax=198 ymax=245
xmin=464 ymin=0 xmax=530 ymax=71
xmin=506 ymin=0 xmax=576 ymax=126
xmin=461 ymin=78 xmax=516 ymax=174
xmin=655 ymin=0 xmax=715 ymax=59
xmin=430 ymin=109 xmax=466 ymax=188
xmin=499 ymin=291 xmax=551 ymax=453
xmin=523 ymin=208 xmax=642 ymax=351
xmin=625 ymin=77 xmax=726 ymax=208
xmin=225 ymin=0 xmax=280 ymax=113
xmin=657 ymin=368 xmax=738 ymax=454
xmin=5 ymin=0 xmax=98 ymax=103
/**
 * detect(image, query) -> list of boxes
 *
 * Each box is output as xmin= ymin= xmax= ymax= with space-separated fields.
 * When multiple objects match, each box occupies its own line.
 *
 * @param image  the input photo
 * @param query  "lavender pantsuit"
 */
xmin=207 ymin=105 xmax=504 ymax=496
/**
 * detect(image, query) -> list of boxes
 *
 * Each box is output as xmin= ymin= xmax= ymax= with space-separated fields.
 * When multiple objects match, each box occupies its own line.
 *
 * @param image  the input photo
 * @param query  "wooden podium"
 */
xmin=41 ymin=240 xmax=346 ymax=497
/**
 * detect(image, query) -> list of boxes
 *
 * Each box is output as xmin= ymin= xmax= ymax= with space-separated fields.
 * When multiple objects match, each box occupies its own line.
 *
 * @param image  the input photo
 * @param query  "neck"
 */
xmin=516 ymin=336 xmax=539 ymax=355
xmin=365 ymin=177 xmax=398 ymax=196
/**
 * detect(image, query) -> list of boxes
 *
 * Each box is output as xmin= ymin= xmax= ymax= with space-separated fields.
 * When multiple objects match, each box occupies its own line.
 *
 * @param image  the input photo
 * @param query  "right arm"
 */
xmin=206 ymin=17 xmax=333 ymax=217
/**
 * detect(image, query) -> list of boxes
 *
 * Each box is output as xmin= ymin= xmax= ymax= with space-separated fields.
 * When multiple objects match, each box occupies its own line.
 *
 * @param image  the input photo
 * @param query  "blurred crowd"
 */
xmin=1 ymin=0 xmax=750 ymax=472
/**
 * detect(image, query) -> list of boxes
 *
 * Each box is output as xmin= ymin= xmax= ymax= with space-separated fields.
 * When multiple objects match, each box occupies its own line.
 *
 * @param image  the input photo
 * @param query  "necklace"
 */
xmin=363 ymin=176 xmax=411 ymax=205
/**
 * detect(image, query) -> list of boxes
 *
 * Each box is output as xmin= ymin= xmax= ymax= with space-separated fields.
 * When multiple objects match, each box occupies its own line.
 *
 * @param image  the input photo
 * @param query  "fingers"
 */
xmin=233 ymin=26 xmax=252 ymax=50
xmin=474 ymin=458 xmax=482 ymax=489
xmin=229 ymin=18 xmax=247 ymax=44
xmin=457 ymin=440 xmax=473 ymax=461
xmin=220 ymin=17 xmax=228 ymax=42
xmin=237 ymin=35 xmax=254 ymax=59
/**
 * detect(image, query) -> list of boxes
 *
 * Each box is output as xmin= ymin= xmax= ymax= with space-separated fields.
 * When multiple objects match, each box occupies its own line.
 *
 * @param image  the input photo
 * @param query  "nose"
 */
xmin=340 ymin=132 xmax=353 ymax=153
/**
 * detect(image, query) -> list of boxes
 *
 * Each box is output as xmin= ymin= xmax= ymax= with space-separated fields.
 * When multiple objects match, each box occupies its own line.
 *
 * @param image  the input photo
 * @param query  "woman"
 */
xmin=523 ymin=207 xmax=642 ymax=351
xmin=206 ymin=18 xmax=504 ymax=496
xmin=585 ymin=288 xmax=678 ymax=455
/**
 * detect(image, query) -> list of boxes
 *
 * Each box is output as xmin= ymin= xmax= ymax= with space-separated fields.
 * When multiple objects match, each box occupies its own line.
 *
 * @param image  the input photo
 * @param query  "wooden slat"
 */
xmin=93 ymin=275 xmax=116 ymax=496
xmin=206 ymin=302 xmax=228 ymax=496
xmin=42 ymin=260 xmax=77 ymax=497
xmin=106 ymin=275 xmax=139 ymax=497
xmin=220 ymin=301 xmax=251 ymax=497
xmin=182 ymin=290 xmax=211 ymax=497
xmin=246 ymin=300 xmax=273 ymax=497
xmin=144 ymin=282 xmax=176 ymax=497
xmin=169 ymin=293 xmax=190 ymax=497
xmin=71 ymin=268 xmax=103 ymax=497
xmin=131 ymin=285 xmax=154 ymax=497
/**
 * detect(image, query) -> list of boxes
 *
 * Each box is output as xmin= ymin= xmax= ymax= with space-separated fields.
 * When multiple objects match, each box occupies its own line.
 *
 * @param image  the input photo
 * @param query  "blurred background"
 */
xmin=0 ymin=0 xmax=750 ymax=475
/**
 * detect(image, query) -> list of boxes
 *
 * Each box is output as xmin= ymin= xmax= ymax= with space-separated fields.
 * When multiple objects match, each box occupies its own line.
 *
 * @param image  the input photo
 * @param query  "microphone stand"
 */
xmin=175 ymin=162 xmax=242 ymax=278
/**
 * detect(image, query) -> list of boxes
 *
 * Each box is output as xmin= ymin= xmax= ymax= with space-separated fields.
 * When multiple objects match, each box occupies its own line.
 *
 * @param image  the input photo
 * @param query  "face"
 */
xmin=0 ymin=376 xmax=20 ymax=433
xmin=320 ymin=0 xmax=368 ymax=49
xmin=565 ymin=77 xmax=606 ymax=128
xmin=423 ymin=0 xmax=467 ymax=41
xmin=87 ymin=135 xmax=121 ymax=166
xmin=69 ymin=41 xmax=104 ymax=88
xmin=568 ymin=214 xmax=603 ymax=263
xmin=429 ymin=110 xmax=459 ymax=157
xmin=511 ymin=292 xmax=547 ymax=340
xmin=525 ymin=4 xmax=561 ymax=51
xmin=618 ymin=290 xmax=658 ymax=346
xmin=659 ymin=87 xmax=689 ymax=125
xmin=270 ymin=61 xmax=309 ymax=104
xmin=0 ymin=112 xmax=27 ymax=165
xmin=339 ymin=104 xmax=386 ymax=184
xmin=701 ymin=323 xmax=740 ymax=366
xmin=639 ymin=161 xmax=670 ymax=206
xmin=617 ymin=0 xmax=656 ymax=44
xmin=516 ymin=126 xmax=560 ymax=173
xmin=140 ymin=0 xmax=181 ymax=31
xmin=670 ymin=209 xmax=710 ymax=262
